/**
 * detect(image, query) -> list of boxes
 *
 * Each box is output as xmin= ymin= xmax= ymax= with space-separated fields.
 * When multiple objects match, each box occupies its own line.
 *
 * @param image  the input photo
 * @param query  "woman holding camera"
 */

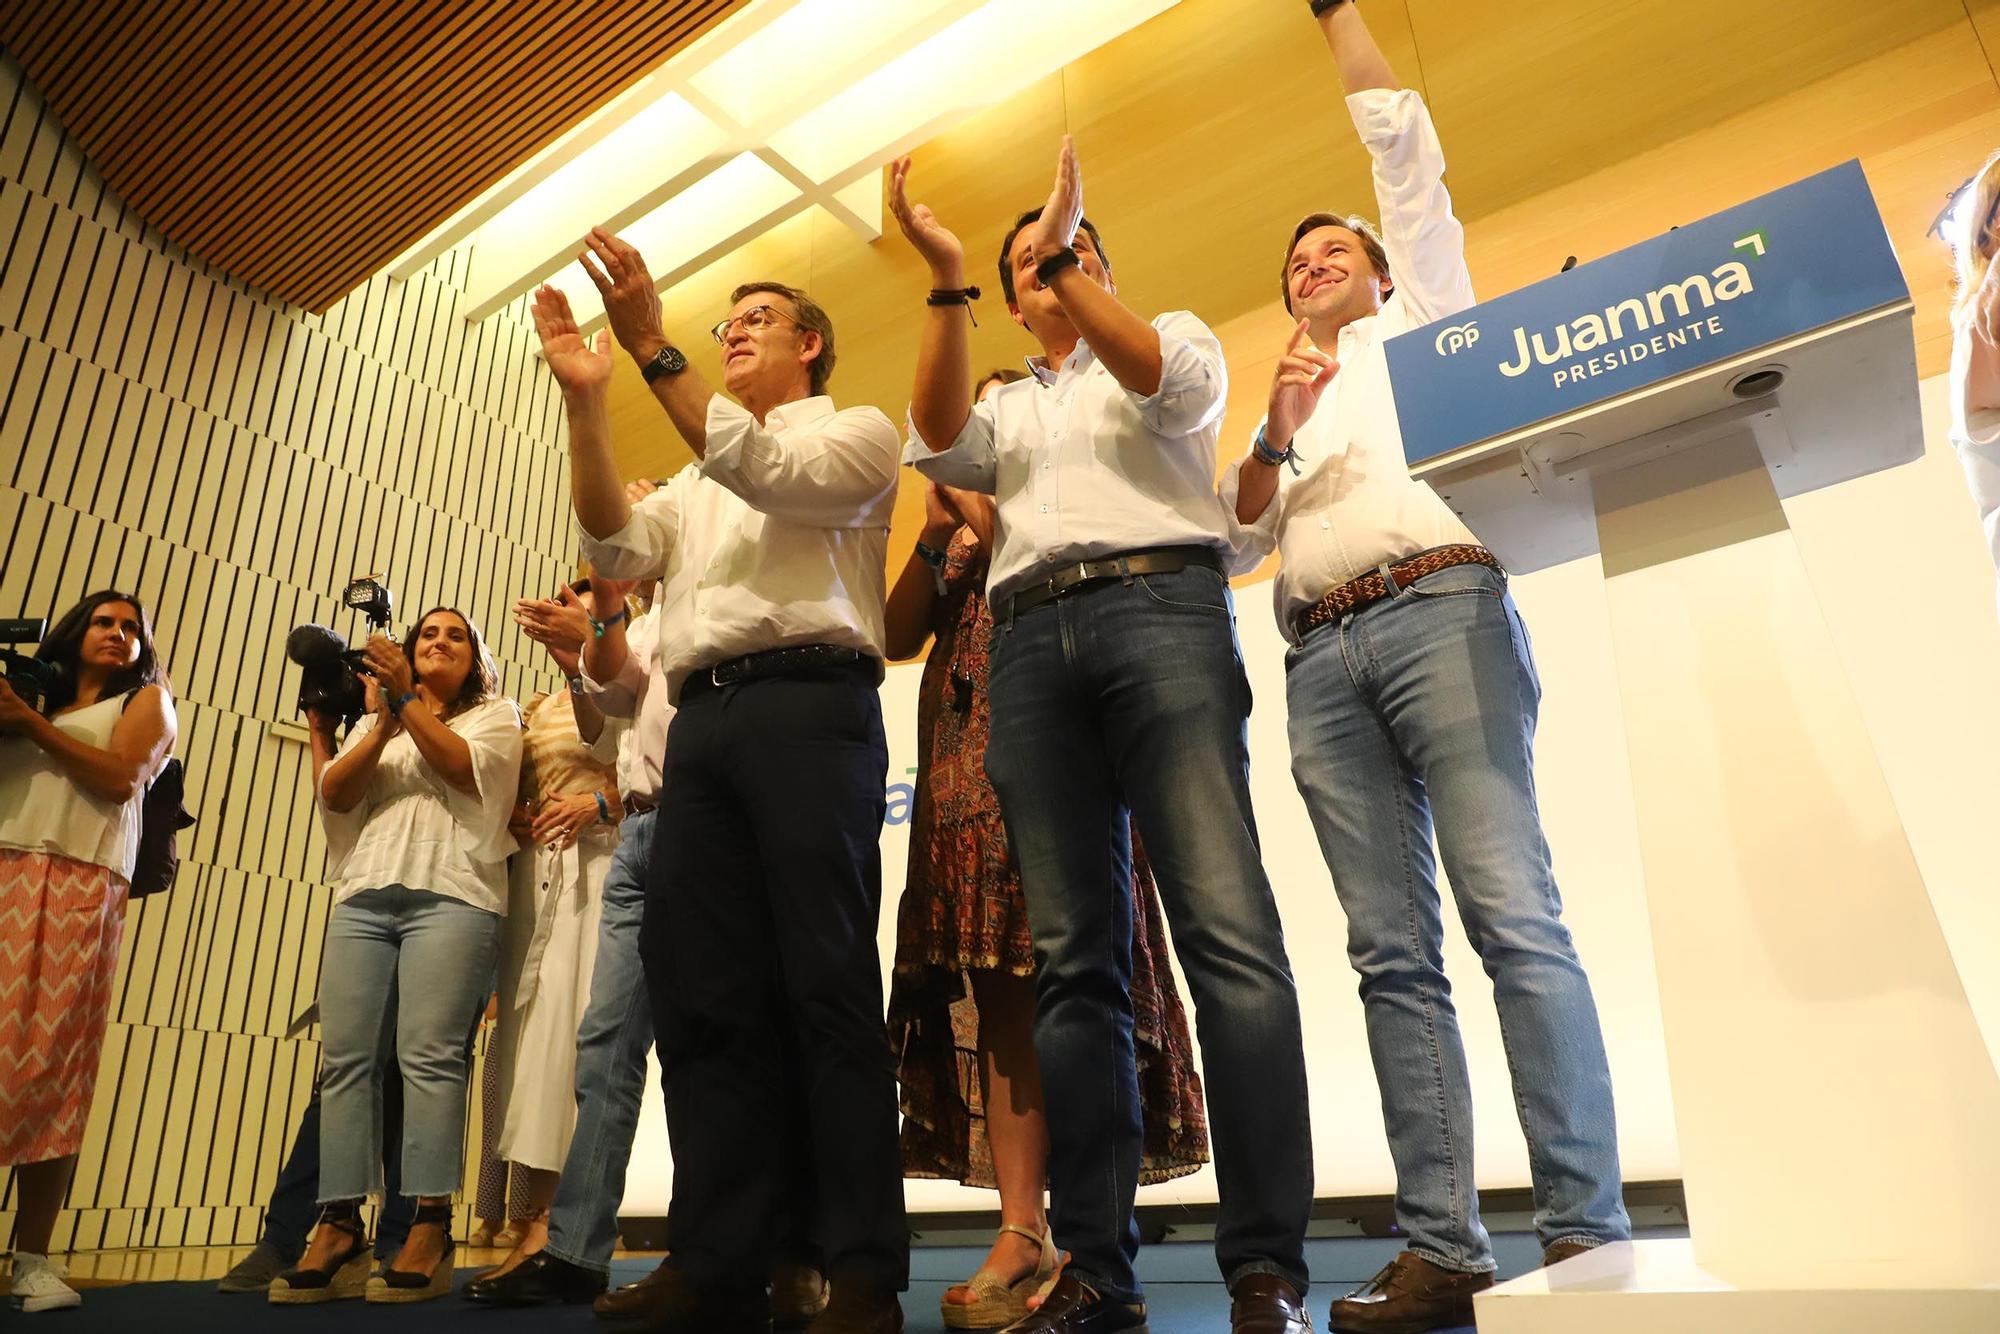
xmin=277 ymin=608 xmax=521 ymax=1306
xmin=0 ymin=590 xmax=176 ymax=1314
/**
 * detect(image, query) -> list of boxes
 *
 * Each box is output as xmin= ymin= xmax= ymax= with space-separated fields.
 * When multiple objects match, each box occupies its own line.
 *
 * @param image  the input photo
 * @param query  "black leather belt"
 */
xmin=681 ymin=643 xmax=880 ymax=698
xmin=1000 ymin=545 xmax=1225 ymax=620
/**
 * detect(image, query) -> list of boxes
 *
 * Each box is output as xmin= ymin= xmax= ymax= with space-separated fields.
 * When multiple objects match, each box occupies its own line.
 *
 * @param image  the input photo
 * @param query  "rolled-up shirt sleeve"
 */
xmin=1350 ymin=88 xmax=1474 ymax=326
xmin=906 ymin=398 xmax=1000 ymax=494
xmin=1217 ymin=447 xmax=1283 ymax=577
xmin=579 ymin=474 xmax=686 ymax=581
xmin=701 ymin=395 xmax=899 ymax=528
xmin=1134 ymin=311 xmax=1226 ymax=438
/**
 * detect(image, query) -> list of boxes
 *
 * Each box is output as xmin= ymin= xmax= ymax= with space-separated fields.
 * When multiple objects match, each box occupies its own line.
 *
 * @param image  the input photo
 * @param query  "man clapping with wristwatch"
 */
xmin=530 ymin=231 xmax=908 ymax=1334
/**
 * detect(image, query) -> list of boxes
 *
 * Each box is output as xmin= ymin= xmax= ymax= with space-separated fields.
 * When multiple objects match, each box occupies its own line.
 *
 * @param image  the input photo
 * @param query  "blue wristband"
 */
xmin=589 ymin=607 xmax=630 ymax=640
xmin=594 ymin=791 xmax=610 ymax=823
xmin=388 ymin=690 xmax=417 ymax=716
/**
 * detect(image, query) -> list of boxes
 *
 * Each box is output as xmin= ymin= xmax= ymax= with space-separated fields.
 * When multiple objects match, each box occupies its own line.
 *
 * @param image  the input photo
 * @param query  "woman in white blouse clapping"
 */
xmin=274 ymin=607 xmax=522 ymax=1307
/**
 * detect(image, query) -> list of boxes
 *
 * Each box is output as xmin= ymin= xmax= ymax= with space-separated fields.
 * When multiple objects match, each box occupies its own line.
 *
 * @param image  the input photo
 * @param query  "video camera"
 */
xmin=285 ymin=576 xmax=397 ymax=730
xmin=0 ymin=616 xmax=58 ymax=712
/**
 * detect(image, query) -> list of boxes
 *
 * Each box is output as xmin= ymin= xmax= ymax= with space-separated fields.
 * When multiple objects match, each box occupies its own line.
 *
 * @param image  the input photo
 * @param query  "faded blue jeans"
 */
xmin=543 ymin=808 xmax=656 ymax=1275
xmin=318 ymin=885 xmax=500 ymax=1201
xmin=985 ymin=564 xmax=1314 ymax=1306
xmin=1284 ymin=558 xmax=1628 ymax=1272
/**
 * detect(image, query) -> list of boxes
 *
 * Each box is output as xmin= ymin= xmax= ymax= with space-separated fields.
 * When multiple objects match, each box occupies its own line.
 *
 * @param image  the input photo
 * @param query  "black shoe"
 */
xmin=366 ymin=1200 xmax=458 ymax=1304
xmin=463 ymin=1251 xmax=609 ymax=1306
xmin=268 ymin=1203 xmax=371 ymax=1305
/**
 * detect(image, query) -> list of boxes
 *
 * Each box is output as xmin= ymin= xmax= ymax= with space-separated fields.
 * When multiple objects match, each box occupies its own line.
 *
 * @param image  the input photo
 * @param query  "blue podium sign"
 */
xmin=1386 ymin=160 xmax=1910 ymax=466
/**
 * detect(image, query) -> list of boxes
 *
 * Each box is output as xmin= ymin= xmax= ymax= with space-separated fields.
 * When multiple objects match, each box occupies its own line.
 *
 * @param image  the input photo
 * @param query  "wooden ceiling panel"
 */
xmin=0 ymin=0 xmax=751 ymax=311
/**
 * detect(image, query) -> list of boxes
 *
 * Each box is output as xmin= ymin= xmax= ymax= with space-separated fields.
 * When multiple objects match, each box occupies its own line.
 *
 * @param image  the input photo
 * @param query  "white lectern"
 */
xmin=1387 ymin=161 xmax=2000 ymax=1332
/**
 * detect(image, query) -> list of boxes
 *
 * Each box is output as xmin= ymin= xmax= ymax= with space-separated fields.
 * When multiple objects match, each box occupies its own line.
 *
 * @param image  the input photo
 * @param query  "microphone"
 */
xmin=286 ymin=623 xmax=349 ymax=667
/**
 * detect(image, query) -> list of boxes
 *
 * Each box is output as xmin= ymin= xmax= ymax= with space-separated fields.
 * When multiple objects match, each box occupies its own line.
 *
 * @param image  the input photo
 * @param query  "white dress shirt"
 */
xmin=906 ymin=311 xmax=1256 ymax=603
xmin=317 ymin=696 xmax=524 ymax=913
xmin=579 ymin=393 xmax=900 ymax=704
xmin=1224 ymin=88 xmax=1481 ymax=644
xmin=1949 ymin=300 xmax=2000 ymax=618
xmin=584 ymin=604 xmax=671 ymax=805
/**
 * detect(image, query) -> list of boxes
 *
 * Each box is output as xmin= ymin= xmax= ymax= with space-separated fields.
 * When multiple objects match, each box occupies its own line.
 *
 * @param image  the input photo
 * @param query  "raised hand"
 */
xmin=623 ymin=477 xmax=660 ymax=506
xmin=578 ymin=227 xmax=669 ymax=359
xmin=531 ymin=284 xmax=614 ymax=398
xmin=889 ymin=156 xmax=967 ymax=286
xmin=1027 ymin=136 xmax=1084 ymax=267
xmin=1267 ymin=318 xmax=1338 ymax=447
xmin=360 ymin=672 xmax=400 ymax=736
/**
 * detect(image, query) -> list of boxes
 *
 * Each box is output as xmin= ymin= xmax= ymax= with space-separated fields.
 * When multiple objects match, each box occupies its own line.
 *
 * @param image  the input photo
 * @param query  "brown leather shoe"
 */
xmin=1000 ymin=1272 xmax=1149 ymax=1333
xmin=805 ymin=1279 xmax=901 ymax=1334
xmin=1541 ymin=1239 xmax=1597 ymax=1268
xmin=1231 ymin=1273 xmax=1313 ymax=1333
xmin=594 ymin=1256 xmax=671 ymax=1319
xmin=772 ymin=1264 xmax=830 ymax=1329
xmin=1325 ymin=1252 xmax=1492 ymax=1334
xmin=591 ymin=1260 xmax=768 ymax=1333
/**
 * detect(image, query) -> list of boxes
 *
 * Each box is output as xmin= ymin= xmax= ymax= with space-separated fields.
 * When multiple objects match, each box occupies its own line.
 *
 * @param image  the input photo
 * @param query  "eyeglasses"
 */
xmin=709 ymin=304 xmax=799 ymax=345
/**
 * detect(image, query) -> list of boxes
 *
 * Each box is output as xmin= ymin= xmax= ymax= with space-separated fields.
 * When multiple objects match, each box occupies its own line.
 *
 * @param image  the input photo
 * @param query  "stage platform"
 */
xmin=4 ymin=1230 xmax=1690 ymax=1332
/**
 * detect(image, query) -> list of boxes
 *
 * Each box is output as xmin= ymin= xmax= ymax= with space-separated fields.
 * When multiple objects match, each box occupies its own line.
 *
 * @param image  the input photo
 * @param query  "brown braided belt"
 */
xmin=1292 ymin=544 xmax=1503 ymax=640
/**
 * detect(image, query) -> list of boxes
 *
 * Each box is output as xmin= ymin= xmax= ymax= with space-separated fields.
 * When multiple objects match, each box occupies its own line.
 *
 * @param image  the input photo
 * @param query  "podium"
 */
xmin=1386 ymin=161 xmax=2000 ymax=1332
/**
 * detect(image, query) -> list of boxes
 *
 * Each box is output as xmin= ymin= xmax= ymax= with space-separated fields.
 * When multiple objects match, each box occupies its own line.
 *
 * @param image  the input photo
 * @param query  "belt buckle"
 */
xmin=711 ymin=658 xmax=745 ymax=687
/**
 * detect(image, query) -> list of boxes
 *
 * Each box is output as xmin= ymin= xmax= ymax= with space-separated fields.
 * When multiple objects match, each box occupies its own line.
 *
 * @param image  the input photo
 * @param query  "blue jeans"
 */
xmin=318 ymin=885 xmax=500 ymax=1201
xmin=1284 ymin=559 xmax=1629 ymax=1271
xmin=985 ymin=565 xmax=1314 ymax=1305
xmin=263 ymin=1061 xmax=414 ymax=1260
xmin=544 ymin=808 xmax=656 ymax=1275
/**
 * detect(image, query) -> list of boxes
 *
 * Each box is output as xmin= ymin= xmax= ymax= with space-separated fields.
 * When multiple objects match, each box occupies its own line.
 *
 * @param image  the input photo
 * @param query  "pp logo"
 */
xmin=1434 ymin=322 xmax=1480 ymax=356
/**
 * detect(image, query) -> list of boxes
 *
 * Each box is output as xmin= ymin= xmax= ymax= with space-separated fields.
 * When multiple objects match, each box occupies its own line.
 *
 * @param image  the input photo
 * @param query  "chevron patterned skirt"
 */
xmin=0 ymin=849 xmax=128 ymax=1164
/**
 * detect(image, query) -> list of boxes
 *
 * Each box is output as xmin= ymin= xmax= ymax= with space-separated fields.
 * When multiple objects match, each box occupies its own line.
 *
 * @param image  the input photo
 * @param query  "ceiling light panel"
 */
xmin=435 ymin=0 xmax=1179 ymax=328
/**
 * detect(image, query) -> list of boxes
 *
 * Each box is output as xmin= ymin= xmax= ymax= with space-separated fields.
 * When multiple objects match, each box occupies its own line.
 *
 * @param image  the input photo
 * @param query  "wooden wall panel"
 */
xmin=0 ymin=0 xmax=751 ymax=312
xmin=0 ymin=55 xmax=573 ymax=1252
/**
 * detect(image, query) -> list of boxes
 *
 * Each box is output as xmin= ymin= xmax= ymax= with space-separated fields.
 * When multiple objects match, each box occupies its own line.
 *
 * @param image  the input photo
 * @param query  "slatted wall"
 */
xmin=0 ymin=53 xmax=576 ymax=1253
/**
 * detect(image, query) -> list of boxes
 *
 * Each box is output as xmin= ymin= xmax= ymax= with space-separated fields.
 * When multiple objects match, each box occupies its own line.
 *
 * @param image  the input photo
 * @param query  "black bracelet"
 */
xmin=1309 ymin=0 xmax=1348 ymax=15
xmin=1035 ymin=247 xmax=1080 ymax=286
xmin=926 ymin=286 xmax=981 ymax=326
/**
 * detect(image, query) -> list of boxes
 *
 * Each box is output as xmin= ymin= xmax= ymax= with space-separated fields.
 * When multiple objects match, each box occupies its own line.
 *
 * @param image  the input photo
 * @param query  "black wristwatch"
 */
xmin=639 ymin=344 xmax=688 ymax=383
xmin=1310 ymin=0 xmax=1348 ymax=15
xmin=1035 ymin=247 xmax=1080 ymax=286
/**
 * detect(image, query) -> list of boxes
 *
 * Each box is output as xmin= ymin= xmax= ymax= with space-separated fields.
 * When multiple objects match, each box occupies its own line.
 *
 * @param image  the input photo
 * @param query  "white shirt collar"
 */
xmin=761 ymin=394 xmax=836 ymax=432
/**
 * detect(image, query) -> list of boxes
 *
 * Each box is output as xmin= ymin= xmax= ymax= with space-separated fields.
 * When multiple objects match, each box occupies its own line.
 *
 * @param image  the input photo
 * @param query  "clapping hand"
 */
xmin=1026 ymin=136 xmax=1084 ymax=270
xmin=1266 ymin=318 xmax=1338 ymax=449
xmin=513 ymin=592 xmax=589 ymax=658
xmin=889 ymin=156 xmax=968 ymax=287
xmin=578 ymin=228 xmax=668 ymax=360
xmin=530 ymin=285 xmax=614 ymax=398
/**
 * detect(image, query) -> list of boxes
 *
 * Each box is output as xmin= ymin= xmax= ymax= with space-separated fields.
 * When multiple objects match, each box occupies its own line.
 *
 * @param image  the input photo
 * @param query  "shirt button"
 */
xmin=1040 ymin=505 xmax=1050 ymax=514
xmin=1042 ymin=461 xmax=1050 ymax=470
xmin=1321 ymin=520 xmax=1331 ymax=530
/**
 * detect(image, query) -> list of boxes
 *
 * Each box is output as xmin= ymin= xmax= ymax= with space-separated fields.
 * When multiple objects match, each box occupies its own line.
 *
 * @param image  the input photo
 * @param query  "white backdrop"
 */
xmin=623 ymin=370 xmax=2000 ymax=1215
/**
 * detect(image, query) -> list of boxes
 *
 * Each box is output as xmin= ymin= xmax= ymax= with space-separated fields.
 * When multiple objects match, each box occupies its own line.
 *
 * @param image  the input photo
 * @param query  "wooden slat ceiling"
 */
xmin=0 ymin=0 xmax=750 ymax=312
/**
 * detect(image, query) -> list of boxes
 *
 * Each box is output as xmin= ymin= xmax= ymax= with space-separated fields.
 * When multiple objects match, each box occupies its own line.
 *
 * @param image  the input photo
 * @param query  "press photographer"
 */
xmin=274 ymin=603 xmax=521 ymax=1307
xmin=0 ymin=590 xmax=178 ymax=1314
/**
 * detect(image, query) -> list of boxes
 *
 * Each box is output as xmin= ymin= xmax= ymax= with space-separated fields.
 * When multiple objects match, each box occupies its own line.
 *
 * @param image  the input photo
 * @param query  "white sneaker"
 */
xmin=11 ymin=1253 xmax=82 ymax=1312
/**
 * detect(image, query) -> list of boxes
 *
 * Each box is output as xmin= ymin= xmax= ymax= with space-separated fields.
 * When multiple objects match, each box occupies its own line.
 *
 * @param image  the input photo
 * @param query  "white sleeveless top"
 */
xmin=0 ymin=693 xmax=149 ymax=882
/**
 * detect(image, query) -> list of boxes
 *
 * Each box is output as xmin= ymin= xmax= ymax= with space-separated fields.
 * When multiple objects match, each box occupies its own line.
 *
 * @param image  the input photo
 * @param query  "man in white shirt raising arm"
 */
xmin=892 ymin=138 xmax=1315 ymax=1334
xmin=530 ymin=231 xmax=906 ymax=1334
xmin=1227 ymin=5 xmax=1630 ymax=1331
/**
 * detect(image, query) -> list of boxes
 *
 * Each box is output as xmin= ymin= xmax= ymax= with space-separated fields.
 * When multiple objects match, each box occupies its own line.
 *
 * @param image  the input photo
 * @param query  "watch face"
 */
xmin=646 ymin=346 xmax=688 ymax=381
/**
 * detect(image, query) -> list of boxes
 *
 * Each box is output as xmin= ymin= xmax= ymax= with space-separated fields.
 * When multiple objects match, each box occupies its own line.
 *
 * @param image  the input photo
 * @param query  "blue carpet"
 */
xmin=44 ymin=1232 xmax=1689 ymax=1332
